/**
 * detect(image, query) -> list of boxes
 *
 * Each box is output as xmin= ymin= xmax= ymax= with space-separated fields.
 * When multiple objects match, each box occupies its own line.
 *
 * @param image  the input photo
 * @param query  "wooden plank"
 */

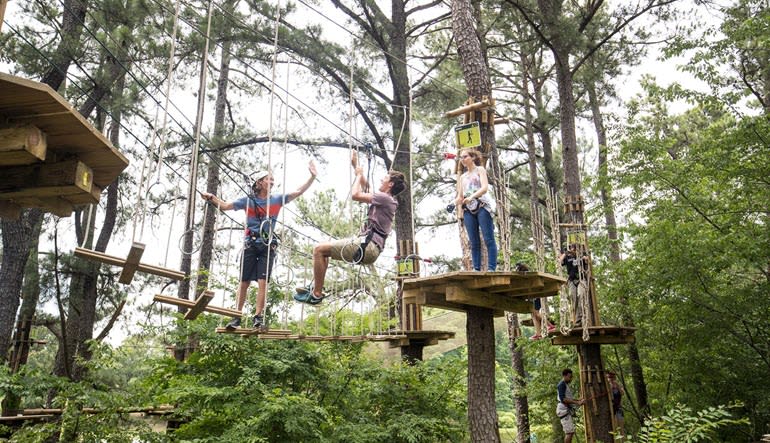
xmin=183 ymin=291 xmax=214 ymax=320
xmin=63 ymin=183 xmax=102 ymax=205
xmin=445 ymin=285 xmax=532 ymax=313
xmin=551 ymin=335 xmax=635 ymax=346
xmin=118 ymin=242 xmax=145 ymax=284
xmin=445 ymin=99 xmax=491 ymax=118
xmin=464 ymin=275 xmax=512 ymax=289
xmin=0 ymin=124 xmax=47 ymax=165
xmin=0 ymin=159 xmax=92 ymax=199
xmin=0 ymin=415 xmax=55 ymax=422
xmin=17 ymin=196 xmax=74 ymax=217
xmin=74 ymin=247 xmax=186 ymax=280
xmin=0 ymin=200 xmax=21 ymax=219
xmin=403 ymin=290 xmax=507 ymax=316
xmin=215 ymin=327 xmax=292 ymax=335
xmin=155 ymin=295 xmax=242 ymax=318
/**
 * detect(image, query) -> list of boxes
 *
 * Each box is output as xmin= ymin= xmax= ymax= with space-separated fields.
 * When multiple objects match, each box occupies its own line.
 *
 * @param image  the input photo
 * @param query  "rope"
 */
xmin=184 ymin=0 xmax=214 ymax=235
xmin=133 ymin=0 xmax=181 ymax=243
xmin=262 ymin=0 xmax=282 ymax=298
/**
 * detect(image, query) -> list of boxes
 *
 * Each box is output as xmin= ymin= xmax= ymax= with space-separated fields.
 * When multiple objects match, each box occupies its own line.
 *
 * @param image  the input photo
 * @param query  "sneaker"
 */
xmin=295 ymin=284 xmax=312 ymax=294
xmin=225 ymin=317 xmax=241 ymax=330
xmin=547 ymin=324 xmax=556 ymax=333
xmin=294 ymin=290 xmax=326 ymax=305
xmin=529 ymin=334 xmax=542 ymax=341
xmin=252 ymin=314 xmax=264 ymax=329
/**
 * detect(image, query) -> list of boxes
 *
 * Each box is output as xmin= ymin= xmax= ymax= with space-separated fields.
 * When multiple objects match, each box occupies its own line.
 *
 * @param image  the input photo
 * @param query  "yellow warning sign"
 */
xmin=455 ymin=122 xmax=481 ymax=149
xmin=567 ymin=231 xmax=586 ymax=246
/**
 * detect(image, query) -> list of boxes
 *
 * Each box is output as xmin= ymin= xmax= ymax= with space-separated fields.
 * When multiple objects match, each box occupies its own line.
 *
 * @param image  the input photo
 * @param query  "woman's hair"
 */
xmin=461 ymin=148 xmax=483 ymax=167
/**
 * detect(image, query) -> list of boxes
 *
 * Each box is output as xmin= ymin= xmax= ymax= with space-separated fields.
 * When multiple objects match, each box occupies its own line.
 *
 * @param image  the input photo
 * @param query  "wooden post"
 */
xmin=0 ymin=1 xmax=8 ymax=34
xmin=0 ymin=125 xmax=47 ymax=165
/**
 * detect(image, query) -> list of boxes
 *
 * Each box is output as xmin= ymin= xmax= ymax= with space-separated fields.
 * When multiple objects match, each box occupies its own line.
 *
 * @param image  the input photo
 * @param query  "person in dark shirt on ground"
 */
xmin=557 ymin=368 xmax=585 ymax=443
xmin=607 ymin=371 xmax=625 ymax=440
xmin=559 ymin=244 xmax=590 ymax=326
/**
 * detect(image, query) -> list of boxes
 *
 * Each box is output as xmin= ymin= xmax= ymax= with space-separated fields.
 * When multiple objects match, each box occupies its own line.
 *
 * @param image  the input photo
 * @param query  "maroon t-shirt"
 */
xmin=360 ymin=191 xmax=397 ymax=250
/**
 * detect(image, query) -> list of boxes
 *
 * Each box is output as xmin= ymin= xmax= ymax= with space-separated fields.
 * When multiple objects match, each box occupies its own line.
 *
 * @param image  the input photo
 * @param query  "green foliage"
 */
xmin=140 ymin=326 xmax=467 ymax=442
xmin=630 ymin=404 xmax=748 ymax=443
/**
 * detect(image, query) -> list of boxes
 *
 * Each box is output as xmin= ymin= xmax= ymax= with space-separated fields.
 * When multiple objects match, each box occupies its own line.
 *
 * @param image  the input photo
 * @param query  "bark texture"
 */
xmin=467 ymin=306 xmax=501 ymax=443
xmin=587 ymin=78 xmax=650 ymax=418
xmin=0 ymin=210 xmax=43 ymax=363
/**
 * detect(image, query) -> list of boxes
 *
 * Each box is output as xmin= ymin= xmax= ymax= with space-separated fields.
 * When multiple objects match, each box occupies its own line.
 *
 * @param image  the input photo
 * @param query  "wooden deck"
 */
xmin=0 ymin=73 xmax=128 ymax=217
xmin=550 ymin=325 xmax=636 ymax=345
xmin=384 ymin=330 xmax=456 ymax=348
xmin=402 ymin=271 xmax=566 ymax=314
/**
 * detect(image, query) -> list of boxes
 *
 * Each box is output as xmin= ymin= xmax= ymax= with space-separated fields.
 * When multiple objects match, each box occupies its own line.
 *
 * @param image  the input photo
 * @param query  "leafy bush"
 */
xmin=630 ymin=403 xmax=748 ymax=443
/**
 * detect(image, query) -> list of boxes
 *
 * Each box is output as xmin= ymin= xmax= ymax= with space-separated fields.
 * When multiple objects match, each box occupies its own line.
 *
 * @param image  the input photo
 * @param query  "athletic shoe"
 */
xmin=252 ymin=314 xmax=264 ymax=329
xmin=294 ymin=291 xmax=325 ymax=305
xmin=547 ymin=324 xmax=556 ymax=333
xmin=529 ymin=334 xmax=542 ymax=341
xmin=225 ymin=317 xmax=241 ymax=330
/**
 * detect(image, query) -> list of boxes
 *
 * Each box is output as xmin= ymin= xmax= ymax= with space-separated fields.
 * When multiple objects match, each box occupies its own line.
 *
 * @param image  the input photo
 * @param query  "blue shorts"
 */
xmin=533 ymin=298 xmax=542 ymax=310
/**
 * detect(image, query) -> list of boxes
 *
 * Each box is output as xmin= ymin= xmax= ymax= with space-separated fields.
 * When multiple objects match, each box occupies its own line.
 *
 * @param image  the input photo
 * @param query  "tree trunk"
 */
xmin=452 ymin=0 xmax=501 ymax=439
xmin=586 ymin=75 xmax=650 ymax=418
xmin=533 ymin=76 xmax=560 ymax=197
xmin=0 ymin=210 xmax=42 ymax=363
xmin=467 ymin=306 xmax=501 ymax=443
xmin=40 ymin=0 xmax=87 ymax=90
xmin=507 ymin=313 xmax=530 ymax=443
xmin=0 ymin=0 xmax=85 ymax=366
xmin=198 ymin=37 xmax=232 ymax=296
xmin=53 ymin=106 xmax=122 ymax=381
xmin=536 ymin=0 xmax=613 ymax=439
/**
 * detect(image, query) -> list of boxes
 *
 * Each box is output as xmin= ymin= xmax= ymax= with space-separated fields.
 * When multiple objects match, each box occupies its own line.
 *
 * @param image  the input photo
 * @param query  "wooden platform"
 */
xmin=0 ymin=73 xmax=129 ymax=217
xmin=402 ymin=271 xmax=566 ymax=314
xmin=384 ymin=330 xmax=456 ymax=348
xmin=550 ymin=325 xmax=636 ymax=345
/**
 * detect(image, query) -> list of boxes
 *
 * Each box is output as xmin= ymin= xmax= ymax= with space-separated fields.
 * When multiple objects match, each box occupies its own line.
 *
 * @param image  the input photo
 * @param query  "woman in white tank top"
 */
xmin=455 ymin=148 xmax=497 ymax=271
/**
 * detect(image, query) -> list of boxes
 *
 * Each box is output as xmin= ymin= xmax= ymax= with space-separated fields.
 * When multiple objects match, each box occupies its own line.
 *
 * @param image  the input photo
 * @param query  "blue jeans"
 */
xmin=463 ymin=207 xmax=497 ymax=271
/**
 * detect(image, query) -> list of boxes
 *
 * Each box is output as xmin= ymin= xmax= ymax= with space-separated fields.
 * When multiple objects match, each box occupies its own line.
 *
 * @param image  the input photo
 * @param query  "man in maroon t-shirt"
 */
xmin=295 ymin=152 xmax=406 ymax=305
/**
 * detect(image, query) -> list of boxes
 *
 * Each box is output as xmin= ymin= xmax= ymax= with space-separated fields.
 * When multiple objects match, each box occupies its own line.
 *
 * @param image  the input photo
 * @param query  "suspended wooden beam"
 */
xmin=183 ymin=291 xmax=214 ymax=320
xmin=444 ymin=98 xmax=491 ymax=118
xmin=0 ymin=159 xmax=93 ymax=200
xmin=494 ymin=117 xmax=509 ymax=125
xmin=154 ymin=294 xmax=241 ymax=318
xmin=0 ymin=124 xmax=47 ymax=165
xmin=118 ymin=242 xmax=145 ymax=284
xmin=74 ymin=247 xmax=185 ymax=281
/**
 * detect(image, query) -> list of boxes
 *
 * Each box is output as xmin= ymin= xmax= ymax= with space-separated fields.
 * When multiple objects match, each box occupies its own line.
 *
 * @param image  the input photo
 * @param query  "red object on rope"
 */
xmin=443 ymin=152 xmax=456 ymax=160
